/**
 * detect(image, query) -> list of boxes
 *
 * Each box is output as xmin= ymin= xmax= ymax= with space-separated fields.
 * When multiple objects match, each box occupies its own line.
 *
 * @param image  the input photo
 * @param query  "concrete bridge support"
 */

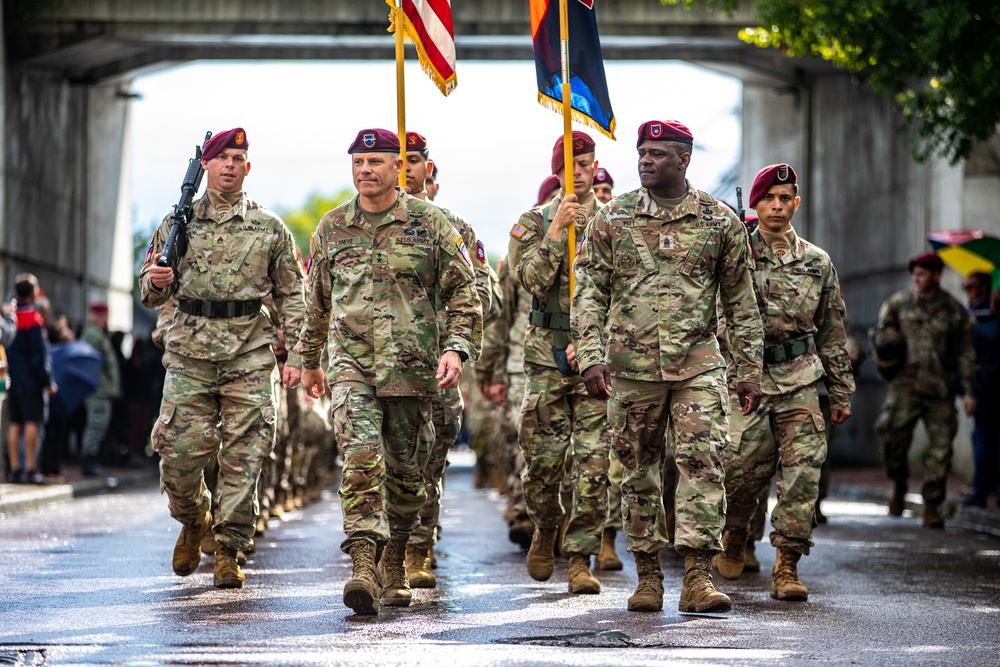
xmin=1 ymin=49 xmax=134 ymax=330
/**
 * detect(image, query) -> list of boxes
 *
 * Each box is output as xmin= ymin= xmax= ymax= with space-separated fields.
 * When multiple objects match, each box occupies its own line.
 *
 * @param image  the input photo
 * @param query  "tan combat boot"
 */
xmin=923 ymin=503 xmax=944 ymax=529
xmin=343 ymin=541 xmax=381 ymax=614
xmin=888 ymin=480 xmax=907 ymax=516
xmin=567 ymin=555 xmax=601 ymax=594
xmin=743 ymin=541 xmax=761 ymax=573
xmin=405 ymin=544 xmax=436 ymax=589
xmin=771 ymin=547 xmax=809 ymax=601
xmin=627 ymin=551 xmax=664 ymax=612
xmin=680 ymin=551 xmax=732 ymax=613
xmin=714 ymin=525 xmax=749 ymax=580
xmin=377 ymin=535 xmax=411 ymax=607
xmin=595 ymin=528 xmax=623 ymax=571
xmin=214 ymin=545 xmax=245 ymax=589
xmin=526 ymin=525 xmax=558 ymax=581
xmin=172 ymin=509 xmax=212 ymax=576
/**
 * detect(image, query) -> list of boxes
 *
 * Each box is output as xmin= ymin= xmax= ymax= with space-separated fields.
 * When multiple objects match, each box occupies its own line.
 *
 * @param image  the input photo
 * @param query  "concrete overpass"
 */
xmin=3 ymin=0 xmax=997 ymax=469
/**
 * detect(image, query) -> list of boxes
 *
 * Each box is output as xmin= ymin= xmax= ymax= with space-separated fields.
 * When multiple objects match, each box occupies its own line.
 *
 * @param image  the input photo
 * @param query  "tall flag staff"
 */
xmin=387 ymin=0 xmax=458 ymax=187
xmin=531 ymin=0 xmax=616 ymax=294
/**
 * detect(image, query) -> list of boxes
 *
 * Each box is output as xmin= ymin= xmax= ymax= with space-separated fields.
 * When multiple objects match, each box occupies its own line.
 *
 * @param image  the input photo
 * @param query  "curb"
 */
xmin=0 ymin=468 xmax=159 ymax=516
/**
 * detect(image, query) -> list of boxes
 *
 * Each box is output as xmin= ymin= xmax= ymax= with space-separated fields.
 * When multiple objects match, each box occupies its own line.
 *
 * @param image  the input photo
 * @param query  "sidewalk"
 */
xmin=2 ymin=461 xmax=999 ymax=538
xmin=0 ymin=460 xmax=160 ymax=515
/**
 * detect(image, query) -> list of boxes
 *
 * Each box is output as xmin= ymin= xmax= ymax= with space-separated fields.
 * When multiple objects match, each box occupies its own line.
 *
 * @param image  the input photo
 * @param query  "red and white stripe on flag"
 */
xmin=387 ymin=0 xmax=457 ymax=96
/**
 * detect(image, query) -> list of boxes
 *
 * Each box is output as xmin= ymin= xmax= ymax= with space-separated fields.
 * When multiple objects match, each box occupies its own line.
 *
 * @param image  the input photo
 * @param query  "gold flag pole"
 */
xmin=558 ymin=0 xmax=575 ymax=296
xmin=395 ymin=0 xmax=408 ymax=187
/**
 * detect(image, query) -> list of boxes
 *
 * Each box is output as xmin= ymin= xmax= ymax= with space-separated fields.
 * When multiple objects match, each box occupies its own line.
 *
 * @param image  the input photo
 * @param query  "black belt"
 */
xmin=178 ymin=299 xmax=262 ymax=319
xmin=763 ymin=336 xmax=814 ymax=366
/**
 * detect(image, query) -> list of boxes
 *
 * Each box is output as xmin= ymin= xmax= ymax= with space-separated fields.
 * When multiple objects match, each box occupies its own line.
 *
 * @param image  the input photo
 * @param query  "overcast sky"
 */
xmin=129 ymin=60 xmax=741 ymax=257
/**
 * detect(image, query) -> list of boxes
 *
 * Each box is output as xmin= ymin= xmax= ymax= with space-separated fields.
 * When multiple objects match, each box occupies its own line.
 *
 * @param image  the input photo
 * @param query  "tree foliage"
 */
xmin=662 ymin=0 xmax=1000 ymax=163
xmin=276 ymin=189 xmax=355 ymax=255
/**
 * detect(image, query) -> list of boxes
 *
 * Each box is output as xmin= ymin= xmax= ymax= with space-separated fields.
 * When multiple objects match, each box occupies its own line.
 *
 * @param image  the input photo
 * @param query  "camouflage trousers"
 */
xmin=331 ymin=381 xmax=433 ymax=553
xmin=504 ymin=372 xmax=528 ymax=520
xmin=875 ymin=384 xmax=957 ymax=506
xmin=409 ymin=386 xmax=463 ymax=549
xmin=723 ymin=382 xmax=826 ymax=555
xmin=606 ymin=452 xmax=624 ymax=532
xmin=520 ymin=362 xmax=612 ymax=556
xmin=609 ymin=370 xmax=729 ymax=556
xmin=153 ymin=346 xmax=278 ymax=551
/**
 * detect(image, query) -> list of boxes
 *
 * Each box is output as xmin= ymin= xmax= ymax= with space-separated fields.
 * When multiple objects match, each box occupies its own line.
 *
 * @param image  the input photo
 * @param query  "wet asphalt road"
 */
xmin=1 ymin=468 xmax=999 ymax=667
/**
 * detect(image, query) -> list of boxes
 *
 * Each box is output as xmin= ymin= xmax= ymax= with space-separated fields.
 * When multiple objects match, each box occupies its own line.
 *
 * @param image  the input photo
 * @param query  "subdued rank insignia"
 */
xmin=510 ymin=223 xmax=528 ymax=239
xmin=615 ymin=252 xmax=637 ymax=271
xmin=458 ymin=238 xmax=473 ymax=268
xmin=476 ymin=240 xmax=486 ymax=262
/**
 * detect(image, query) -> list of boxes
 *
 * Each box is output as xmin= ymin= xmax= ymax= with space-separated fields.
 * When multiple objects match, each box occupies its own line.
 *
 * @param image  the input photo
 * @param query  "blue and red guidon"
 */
xmin=530 ymin=0 xmax=616 ymax=140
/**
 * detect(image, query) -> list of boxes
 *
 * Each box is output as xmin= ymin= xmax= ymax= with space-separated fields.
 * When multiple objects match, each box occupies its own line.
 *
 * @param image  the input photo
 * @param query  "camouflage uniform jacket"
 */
xmin=139 ymin=193 xmax=307 ymax=366
xmin=81 ymin=323 xmax=121 ymax=399
xmin=748 ymin=228 xmax=855 ymax=409
xmin=295 ymin=191 xmax=482 ymax=397
xmin=572 ymin=183 xmax=763 ymax=383
xmin=507 ymin=191 xmax=599 ymax=369
xmin=410 ymin=191 xmax=501 ymax=327
xmin=476 ymin=258 xmax=530 ymax=384
xmin=874 ymin=288 xmax=978 ymax=399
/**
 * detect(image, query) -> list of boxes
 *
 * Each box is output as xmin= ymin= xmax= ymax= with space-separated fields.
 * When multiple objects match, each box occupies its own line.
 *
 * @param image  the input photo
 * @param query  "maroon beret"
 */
xmin=593 ymin=167 xmax=614 ymax=187
xmin=89 ymin=302 xmax=109 ymax=314
xmin=636 ymin=120 xmax=694 ymax=147
xmin=908 ymin=252 xmax=944 ymax=273
xmin=535 ymin=175 xmax=561 ymax=207
xmin=348 ymin=128 xmax=401 ymax=154
xmin=551 ymin=131 xmax=596 ymax=174
xmin=405 ymin=131 xmax=429 ymax=156
xmin=748 ymin=163 xmax=798 ymax=208
xmin=202 ymin=128 xmax=249 ymax=161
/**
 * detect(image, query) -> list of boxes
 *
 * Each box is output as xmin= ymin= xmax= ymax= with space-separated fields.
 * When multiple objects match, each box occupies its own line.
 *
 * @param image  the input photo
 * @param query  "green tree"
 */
xmin=276 ymin=189 xmax=355 ymax=255
xmin=663 ymin=0 xmax=1000 ymax=163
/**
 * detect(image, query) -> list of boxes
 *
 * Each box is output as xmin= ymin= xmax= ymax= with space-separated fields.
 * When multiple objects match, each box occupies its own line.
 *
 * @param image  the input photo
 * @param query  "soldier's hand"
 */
xmin=490 ymin=383 xmax=508 ymax=405
xmin=437 ymin=350 xmax=463 ymax=389
xmin=301 ymin=368 xmax=328 ymax=399
xmin=963 ymin=396 xmax=976 ymax=416
xmin=831 ymin=408 xmax=852 ymax=425
xmin=566 ymin=343 xmax=580 ymax=372
xmin=148 ymin=255 xmax=176 ymax=289
xmin=549 ymin=194 xmax=579 ymax=235
xmin=736 ymin=381 xmax=762 ymax=415
xmin=582 ymin=364 xmax=611 ymax=401
xmin=282 ymin=365 xmax=302 ymax=389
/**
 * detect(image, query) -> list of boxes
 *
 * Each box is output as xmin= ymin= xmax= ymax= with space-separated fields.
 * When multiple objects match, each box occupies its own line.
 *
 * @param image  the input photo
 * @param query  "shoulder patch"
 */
xmin=510 ymin=223 xmax=528 ymax=239
xmin=476 ymin=240 xmax=487 ymax=263
xmin=458 ymin=238 xmax=474 ymax=268
xmin=143 ymin=236 xmax=155 ymax=266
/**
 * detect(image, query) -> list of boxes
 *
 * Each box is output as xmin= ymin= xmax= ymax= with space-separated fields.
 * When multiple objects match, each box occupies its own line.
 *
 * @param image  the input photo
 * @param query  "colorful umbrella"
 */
xmin=926 ymin=229 xmax=1000 ymax=289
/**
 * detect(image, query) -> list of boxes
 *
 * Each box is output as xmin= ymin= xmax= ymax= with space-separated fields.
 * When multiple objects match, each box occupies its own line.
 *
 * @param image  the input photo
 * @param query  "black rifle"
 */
xmin=157 ymin=131 xmax=212 ymax=267
xmin=736 ymin=186 xmax=745 ymax=224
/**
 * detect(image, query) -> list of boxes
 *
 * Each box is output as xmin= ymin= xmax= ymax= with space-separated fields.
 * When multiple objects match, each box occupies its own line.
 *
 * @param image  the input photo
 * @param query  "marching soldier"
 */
xmin=508 ymin=131 xmax=613 ymax=595
xmin=140 ymin=127 xmax=306 ymax=589
xmin=298 ymin=128 xmax=482 ymax=615
xmin=400 ymin=131 xmax=499 ymax=589
xmin=871 ymin=252 xmax=977 ymax=527
xmin=572 ymin=120 xmax=764 ymax=613
xmin=715 ymin=163 xmax=855 ymax=601
xmin=592 ymin=167 xmax=615 ymax=205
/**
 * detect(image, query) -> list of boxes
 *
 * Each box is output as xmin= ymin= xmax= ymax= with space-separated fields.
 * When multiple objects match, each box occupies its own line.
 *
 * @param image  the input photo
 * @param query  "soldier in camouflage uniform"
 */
xmin=508 ymin=131 xmax=613 ymax=595
xmin=477 ymin=255 xmax=534 ymax=550
xmin=871 ymin=252 xmax=978 ymax=527
xmin=140 ymin=127 xmax=306 ymax=589
xmin=400 ymin=131 xmax=499 ymax=589
xmin=572 ymin=120 xmax=764 ymax=613
xmin=714 ymin=164 xmax=855 ymax=602
xmin=297 ymin=128 xmax=481 ymax=615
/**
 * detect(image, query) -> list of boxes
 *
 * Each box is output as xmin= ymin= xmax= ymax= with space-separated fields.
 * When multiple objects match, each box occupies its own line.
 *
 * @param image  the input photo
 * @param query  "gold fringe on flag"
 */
xmin=537 ymin=91 xmax=616 ymax=140
xmin=387 ymin=6 xmax=458 ymax=97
